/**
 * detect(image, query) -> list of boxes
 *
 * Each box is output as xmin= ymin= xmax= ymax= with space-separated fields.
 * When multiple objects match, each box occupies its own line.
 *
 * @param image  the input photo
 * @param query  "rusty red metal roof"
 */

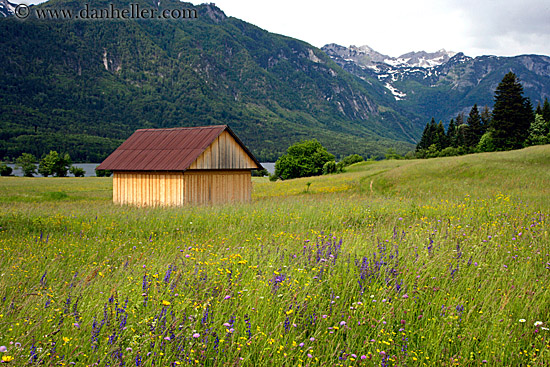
xmin=96 ymin=125 xmax=262 ymax=171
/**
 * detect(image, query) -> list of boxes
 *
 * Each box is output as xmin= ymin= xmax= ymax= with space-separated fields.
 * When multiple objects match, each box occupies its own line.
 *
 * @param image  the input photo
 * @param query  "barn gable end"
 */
xmin=189 ymin=131 xmax=258 ymax=170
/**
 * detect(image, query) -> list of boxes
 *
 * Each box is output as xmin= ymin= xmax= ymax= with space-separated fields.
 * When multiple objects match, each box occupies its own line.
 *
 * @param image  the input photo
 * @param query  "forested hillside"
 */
xmin=0 ymin=0 xmax=418 ymax=162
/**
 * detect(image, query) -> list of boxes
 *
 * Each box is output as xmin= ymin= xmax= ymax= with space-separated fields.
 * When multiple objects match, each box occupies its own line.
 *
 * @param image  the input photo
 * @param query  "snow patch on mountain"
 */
xmin=384 ymin=82 xmax=407 ymax=101
xmin=0 ymin=0 xmax=17 ymax=16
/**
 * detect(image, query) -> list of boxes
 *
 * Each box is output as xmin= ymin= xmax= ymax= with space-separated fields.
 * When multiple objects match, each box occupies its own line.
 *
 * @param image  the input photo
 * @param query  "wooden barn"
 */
xmin=96 ymin=125 xmax=263 ymax=206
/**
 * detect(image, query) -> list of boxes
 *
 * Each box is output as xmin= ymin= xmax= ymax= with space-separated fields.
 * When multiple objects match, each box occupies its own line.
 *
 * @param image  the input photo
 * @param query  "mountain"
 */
xmin=323 ymin=44 xmax=550 ymax=123
xmin=0 ymin=0 xmax=16 ymax=17
xmin=0 ymin=0 xmax=419 ymax=163
xmin=323 ymin=44 xmax=456 ymax=69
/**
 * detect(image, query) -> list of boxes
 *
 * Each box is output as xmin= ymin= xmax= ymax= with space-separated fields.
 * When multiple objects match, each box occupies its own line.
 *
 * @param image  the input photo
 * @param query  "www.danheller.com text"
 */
xmin=15 ymin=3 xmax=198 ymax=20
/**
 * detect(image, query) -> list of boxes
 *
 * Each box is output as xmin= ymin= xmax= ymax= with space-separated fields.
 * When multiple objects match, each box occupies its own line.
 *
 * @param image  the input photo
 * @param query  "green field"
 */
xmin=1 ymin=145 xmax=550 ymax=366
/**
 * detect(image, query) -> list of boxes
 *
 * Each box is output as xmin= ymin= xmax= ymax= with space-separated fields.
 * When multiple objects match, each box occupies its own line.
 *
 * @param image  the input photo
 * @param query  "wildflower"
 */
xmin=2 ymin=356 xmax=14 ymax=362
xmin=534 ymin=321 xmax=543 ymax=327
xmin=224 ymin=295 xmax=231 ymax=300
xmin=309 ymin=337 xmax=315 ymax=341
xmin=0 ymin=346 xmax=6 ymax=353
xmin=402 ymin=294 xmax=409 ymax=299
xmin=126 ymin=347 xmax=133 ymax=352
xmin=162 ymin=300 xmax=171 ymax=306
xmin=340 ymin=321 xmax=346 ymax=326
xmin=14 ymin=343 xmax=20 ymax=349
xmin=519 ymin=319 xmax=526 ymax=323
xmin=192 ymin=333 xmax=200 ymax=338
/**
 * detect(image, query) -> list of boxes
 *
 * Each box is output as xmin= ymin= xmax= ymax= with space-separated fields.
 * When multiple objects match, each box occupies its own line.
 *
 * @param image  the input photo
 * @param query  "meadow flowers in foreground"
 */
xmin=1 ymin=175 xmax=550 ymax=366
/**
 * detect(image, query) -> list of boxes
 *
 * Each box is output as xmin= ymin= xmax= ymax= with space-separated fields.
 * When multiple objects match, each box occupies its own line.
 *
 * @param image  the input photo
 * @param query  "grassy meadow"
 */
xmin=1 ymin=145 xmax=550 ymax=366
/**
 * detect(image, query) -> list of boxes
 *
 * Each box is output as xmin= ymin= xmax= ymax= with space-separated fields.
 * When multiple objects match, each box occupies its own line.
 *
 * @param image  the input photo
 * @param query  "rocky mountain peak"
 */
xmin=0 ymin=0 xmax=16 ymax=17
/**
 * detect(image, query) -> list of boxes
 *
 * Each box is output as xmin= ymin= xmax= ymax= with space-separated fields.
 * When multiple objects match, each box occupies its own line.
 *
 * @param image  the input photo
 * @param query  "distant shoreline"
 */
xmin=5 ymin=163 xmax=276 ymax=177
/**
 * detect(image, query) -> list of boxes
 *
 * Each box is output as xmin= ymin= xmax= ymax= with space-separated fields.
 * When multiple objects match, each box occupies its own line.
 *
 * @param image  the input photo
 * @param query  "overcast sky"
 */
xmin=17 ymin=0 xmax=550 ymax=57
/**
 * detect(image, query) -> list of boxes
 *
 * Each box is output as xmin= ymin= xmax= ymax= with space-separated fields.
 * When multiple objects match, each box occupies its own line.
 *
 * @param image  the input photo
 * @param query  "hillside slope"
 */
xmin=0 ymin=0 xmax=418 ymax=162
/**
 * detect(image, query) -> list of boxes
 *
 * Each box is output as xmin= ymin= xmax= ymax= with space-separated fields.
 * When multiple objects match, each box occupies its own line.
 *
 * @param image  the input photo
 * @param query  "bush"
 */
xmin=274 ymin=139 xmax=335 ymax=180
xmin=15 ymin=153 xmax=37 ymax=177
xmin=385 ymin=148 xmax=403 ymax=160
xmin=95 ymin=168 xmax=113 ymax=177
xmin=69 ymin=166 xmax=86 ymax=177
xmin=341 ymin=154 xmax=364 ymax=166
xmin=0 ymin=163 xmax=13 ymax=176
xmin=477 ymin=132 xmax=496 ymax=152
xmin=322 ymin=161 xmax=336 ymax=175
xmin=251 ymin=169 xmax=268 ymax=177
xmin=38 ymin=151 xmax=72 ymax=177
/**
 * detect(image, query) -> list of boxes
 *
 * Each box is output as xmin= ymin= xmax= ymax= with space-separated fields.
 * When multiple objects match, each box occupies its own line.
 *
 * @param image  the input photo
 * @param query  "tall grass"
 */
xmin=0 ymin=146 xmax=549 ymax=366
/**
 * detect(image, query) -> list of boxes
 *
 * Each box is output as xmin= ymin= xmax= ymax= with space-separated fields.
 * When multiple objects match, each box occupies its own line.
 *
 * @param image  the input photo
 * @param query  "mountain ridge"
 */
xmin=323 ymin=43 xmax=550 ymax=122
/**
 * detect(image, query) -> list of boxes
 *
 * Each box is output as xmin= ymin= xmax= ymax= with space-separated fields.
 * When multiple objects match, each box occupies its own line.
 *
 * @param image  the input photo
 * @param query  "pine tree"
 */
xmin=536 ymin=102 xmax=543 ymax=116
xmin=542 ymin=97 xmax=550 ymax=124
xmin=490 ymin=72 xmax=533 ymax=150
xmin=446 ymin=118 xmax=457 ymax=147
xmin=434 ymin=121 xmax=447 ymax=150
xmin=465 ymin=104 xmax=483 ymax=148
xmin=416 ymin=118 xmax=436 ymax=152
xmin=480 ymin=105 xmax=491 ymax=130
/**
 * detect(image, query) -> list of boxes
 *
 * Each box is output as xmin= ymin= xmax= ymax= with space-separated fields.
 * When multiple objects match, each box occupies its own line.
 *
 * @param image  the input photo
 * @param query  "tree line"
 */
xmin=416 ymin=72 xmax=550 ymax=158
xmin=0 ymin=151 xmax=112 ymax=177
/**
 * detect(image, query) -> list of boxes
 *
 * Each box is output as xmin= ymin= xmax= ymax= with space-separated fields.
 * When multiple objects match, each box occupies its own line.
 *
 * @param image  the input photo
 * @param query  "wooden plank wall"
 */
xmin=183 ymin=170 xmax=251 ymax=205
xmin=113 ymin=170 xmax=252 ymax=206
xmin=113 ymin=171 xmax=184 ymax=206
xmin=189 ymin=131 xmax=259 ymax=170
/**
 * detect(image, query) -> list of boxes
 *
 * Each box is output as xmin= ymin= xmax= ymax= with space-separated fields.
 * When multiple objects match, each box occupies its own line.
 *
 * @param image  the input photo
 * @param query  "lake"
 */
xmin=6 ymin=163 xmax=276 ymax=177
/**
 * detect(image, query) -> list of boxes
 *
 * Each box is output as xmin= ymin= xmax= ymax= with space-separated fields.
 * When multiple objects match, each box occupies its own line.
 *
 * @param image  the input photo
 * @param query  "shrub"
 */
xmin=15 ymin=153 xmax=37 ymax=177
xmin=322 ymin=161 xmax=336 ymax=175
xmin=39 ymin=151 xmax=72 ymax=177
xmin=69 ymin=166 xmax=86 ymax=177
xmin=274 ymin=139 xmax=335 ymax=180
xmin=0 ymin=163 xmax=13 ymax=176
xmin=251 ymin=169 xmax=268 ymax=177
xmin=95 ymin=168 xmax=112 ymax=177
xmin=341 ymin=154 xmax=364 ymax=166
xmin=477 ymin=132 xmax=496 ymax=152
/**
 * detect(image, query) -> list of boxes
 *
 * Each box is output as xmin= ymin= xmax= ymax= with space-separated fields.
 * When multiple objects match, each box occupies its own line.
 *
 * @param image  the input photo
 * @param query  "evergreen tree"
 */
xmin=465 ymin=104 xmax=483 ymax=148
xmin=456 ymin=123 xmax=469 ymax=148
xmin=480 ymin=105 xmax=491 ymax=133
xmin=434 ymin=121 xmax=447 ymax=150
xmin=416 ymin=118 xmax=436 ymax=152
xmin=542 ymin=97 xmax=550 ymax=124
xmin=536 ymin=102 xmax=543 ymax=116
xmin=446 ymin=118 xmax=457 ymax=148
xmin=490 ymin=72 xmax=533 ymax=150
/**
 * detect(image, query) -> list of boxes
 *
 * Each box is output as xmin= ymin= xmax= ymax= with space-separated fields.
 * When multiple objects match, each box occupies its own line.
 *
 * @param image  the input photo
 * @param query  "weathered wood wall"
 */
xmin=183 ymin=170 xmax=251 ymax=205
xmin=189 ymin=131 xmax=259 ymax=170
xmin=113 ymin=171 xmax=185 ymax=206
xmin=113 ymin=170 xmax=252 ymax=206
